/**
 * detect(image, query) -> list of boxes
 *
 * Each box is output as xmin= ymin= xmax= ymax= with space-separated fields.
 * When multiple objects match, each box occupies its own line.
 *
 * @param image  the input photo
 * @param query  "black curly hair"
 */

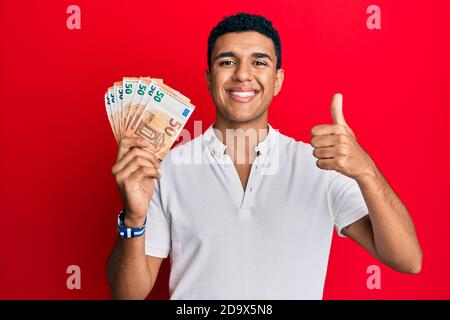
xmin=207 ymin=13 xmax=282 ymax=70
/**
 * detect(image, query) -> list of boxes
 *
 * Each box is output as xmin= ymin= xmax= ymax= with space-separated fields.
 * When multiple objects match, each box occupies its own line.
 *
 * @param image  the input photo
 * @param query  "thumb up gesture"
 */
xmin=311 ymin=93 xmax=375 ymax=182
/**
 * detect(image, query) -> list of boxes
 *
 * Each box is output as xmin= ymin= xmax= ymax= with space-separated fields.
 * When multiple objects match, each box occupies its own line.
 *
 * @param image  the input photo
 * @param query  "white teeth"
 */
xmin=229 ymin=90 xmax=256 ymax=98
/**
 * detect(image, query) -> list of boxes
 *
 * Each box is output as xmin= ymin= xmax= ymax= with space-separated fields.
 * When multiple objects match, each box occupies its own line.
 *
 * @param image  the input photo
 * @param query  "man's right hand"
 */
xmin=112 ymin=135 xmax=161 ymax=227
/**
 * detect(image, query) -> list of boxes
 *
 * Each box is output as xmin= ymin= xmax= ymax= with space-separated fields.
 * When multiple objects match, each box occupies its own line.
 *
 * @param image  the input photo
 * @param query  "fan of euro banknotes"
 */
xmin=104 ymin=77 xmax=196 ymax=160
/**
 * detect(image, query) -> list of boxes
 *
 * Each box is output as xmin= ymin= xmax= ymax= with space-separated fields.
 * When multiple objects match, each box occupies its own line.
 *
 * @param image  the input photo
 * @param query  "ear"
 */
xmin=205 ymin=68 xmax=212 ymax=92
xmin=273 ymin=68 xmax=285 ymax=96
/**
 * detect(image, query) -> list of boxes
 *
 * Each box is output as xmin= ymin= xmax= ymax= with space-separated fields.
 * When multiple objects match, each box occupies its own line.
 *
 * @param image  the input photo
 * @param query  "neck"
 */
xmin=213 ymin=111 xmax=269 ymax=165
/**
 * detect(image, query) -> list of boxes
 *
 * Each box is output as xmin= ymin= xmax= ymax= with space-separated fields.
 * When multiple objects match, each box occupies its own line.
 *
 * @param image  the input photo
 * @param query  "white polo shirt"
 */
xmin=144 ymin=124 xmax=369 ymax=300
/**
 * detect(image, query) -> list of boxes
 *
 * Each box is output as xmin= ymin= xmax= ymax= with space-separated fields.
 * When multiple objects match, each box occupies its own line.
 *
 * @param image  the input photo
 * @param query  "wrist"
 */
xmin=124 ymin=213 xmax=147 ymax=228
xmin=356 ymin=165 xmax=384 ymax=193
xmin=117 ymin=209 xmax=147 ymax=239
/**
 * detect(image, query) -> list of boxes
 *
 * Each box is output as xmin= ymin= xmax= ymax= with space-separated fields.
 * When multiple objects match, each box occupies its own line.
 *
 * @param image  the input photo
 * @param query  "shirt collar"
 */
xmin=203 ymin=124 xmax=278 ymax=159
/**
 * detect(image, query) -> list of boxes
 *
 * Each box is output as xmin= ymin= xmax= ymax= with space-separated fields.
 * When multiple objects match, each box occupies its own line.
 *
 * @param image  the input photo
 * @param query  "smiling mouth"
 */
xmin=226 ymin=89 xmax=259 ymax=102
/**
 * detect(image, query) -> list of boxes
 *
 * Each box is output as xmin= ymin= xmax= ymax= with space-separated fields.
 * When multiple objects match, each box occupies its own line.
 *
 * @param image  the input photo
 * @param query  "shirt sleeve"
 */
xmin=144 ymin=178 xmax=171 ymax=258
xmin=327 ymin=171 xmax=369 ymax=237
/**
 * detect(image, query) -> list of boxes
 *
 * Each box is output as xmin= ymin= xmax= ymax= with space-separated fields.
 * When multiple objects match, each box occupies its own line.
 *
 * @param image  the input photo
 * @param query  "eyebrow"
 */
xmin=252 ymin=52 xmax=272 ymax=60
xmin=213 ymin=51 xmax=272 ymax=61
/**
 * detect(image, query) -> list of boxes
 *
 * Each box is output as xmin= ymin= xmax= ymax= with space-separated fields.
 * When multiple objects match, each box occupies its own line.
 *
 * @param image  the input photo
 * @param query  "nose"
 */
xmin=232 ymin=61 xmax=253 ymax=82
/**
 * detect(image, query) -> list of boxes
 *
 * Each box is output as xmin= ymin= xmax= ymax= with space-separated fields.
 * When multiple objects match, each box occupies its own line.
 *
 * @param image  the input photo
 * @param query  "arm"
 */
xmin=343 ymin=166 xmax=422 ymax=273
xmin=311 ymin=93 xmax=422 ymax=274
xmin=107 ymin=136 xmax=164 ymax=299
xmin=107 ymin=236 xmax=164 ymax=299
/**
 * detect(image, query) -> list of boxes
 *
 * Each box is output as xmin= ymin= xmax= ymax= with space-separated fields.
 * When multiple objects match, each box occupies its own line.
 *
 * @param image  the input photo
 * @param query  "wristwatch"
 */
xmin=117 ymin=208 xmax=147 ymax=239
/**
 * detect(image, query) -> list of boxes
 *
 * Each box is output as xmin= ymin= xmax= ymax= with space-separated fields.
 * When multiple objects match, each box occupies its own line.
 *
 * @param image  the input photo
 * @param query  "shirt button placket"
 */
xmin=239 ymin=156 xmax=262 ymax=220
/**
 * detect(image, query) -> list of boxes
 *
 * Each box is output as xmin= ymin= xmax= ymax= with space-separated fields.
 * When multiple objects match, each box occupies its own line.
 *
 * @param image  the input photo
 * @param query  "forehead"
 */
xmin=212 ymin=31 xmax=276 ymax=56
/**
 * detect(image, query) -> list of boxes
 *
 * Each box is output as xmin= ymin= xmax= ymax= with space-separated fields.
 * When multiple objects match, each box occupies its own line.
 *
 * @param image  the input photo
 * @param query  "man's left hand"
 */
xmin=311 ymin=93 xmax=375 ymax=182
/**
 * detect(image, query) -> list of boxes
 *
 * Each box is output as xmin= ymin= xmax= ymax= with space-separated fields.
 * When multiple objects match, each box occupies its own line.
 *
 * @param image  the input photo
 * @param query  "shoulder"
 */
xmin=277 ymin=131 xmax=356 ymax=186
xmin=276 ymin=130 xmax=317 ymax=167
xmin=157 ymin=134 xmax=204 ymax=173
xmin=272 ymin=130 xmax=336 ymax=188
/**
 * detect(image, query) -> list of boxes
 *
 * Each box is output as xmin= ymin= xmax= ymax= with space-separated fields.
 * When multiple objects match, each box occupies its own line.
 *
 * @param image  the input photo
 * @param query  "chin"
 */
xmin=229 ymin=115 xmax=256 ymax=123
xmin=224 ymin=109 xmax=263 ymax=123
xmin=215 ymin=98 xmax=268 ymax=124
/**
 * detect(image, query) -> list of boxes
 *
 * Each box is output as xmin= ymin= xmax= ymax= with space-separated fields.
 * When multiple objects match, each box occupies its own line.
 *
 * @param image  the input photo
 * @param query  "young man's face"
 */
xmin=207 ymin=31 xmax=284 ymax=124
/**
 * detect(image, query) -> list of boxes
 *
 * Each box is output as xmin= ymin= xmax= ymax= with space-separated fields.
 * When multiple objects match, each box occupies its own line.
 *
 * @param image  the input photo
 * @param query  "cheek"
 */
xmin=211 ymin=76 xmax=228 ymax=99
xmin=257 ymin=73 xmax=276 ymax=94
xmin=211 ymin=69 xmax=229 ymax=87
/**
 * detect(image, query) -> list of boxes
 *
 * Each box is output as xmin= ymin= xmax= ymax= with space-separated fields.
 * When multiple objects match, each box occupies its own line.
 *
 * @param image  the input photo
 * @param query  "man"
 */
xmin=107 ymin=13 xmax=422 ymax=299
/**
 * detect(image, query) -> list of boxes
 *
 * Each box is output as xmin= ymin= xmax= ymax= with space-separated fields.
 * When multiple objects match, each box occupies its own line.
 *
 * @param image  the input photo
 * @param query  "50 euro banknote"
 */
xmin=104 ymin=77 xmax=195 ymax=160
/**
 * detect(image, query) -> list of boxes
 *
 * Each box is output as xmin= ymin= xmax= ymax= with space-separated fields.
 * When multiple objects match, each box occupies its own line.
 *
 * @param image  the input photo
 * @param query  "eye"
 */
xmin=219 ymin=60 xmax=235 ymax=66
xmin=253 ymin=61 xmax=268 ymax=67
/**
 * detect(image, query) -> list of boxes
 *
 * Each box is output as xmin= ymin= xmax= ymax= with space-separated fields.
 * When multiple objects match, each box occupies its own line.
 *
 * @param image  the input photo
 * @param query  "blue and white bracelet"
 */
xmin=117 ymin=209 xmax=146 ymax=239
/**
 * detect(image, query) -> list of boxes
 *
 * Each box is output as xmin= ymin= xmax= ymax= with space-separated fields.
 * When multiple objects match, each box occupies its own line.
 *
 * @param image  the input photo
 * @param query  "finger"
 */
xmin=330 ymin=93 xmax=348 ymax=126
xmin=128 ymin=166 xmax=161 ymax=182
xmin=115 ymin=157 xmax=157 ymax=183
xmin=316 ymin=158 xmax=335 ymax=171
xmin=113 ymin=147 xmax=160 ymax=174
xmin=117 ymin=135 xmax=150 ymax=161
xmin=311 ymin=134 xmax=336 ymax=148
xmin=313 ymin=146 xmax=336 ymax=159
xmin=311 ymin=124 xmax=347 ymax=137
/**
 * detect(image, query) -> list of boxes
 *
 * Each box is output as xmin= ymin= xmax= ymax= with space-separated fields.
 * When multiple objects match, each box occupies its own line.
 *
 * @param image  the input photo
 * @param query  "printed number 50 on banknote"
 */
xmin=133 ymin=81 xmax=195 ymax=160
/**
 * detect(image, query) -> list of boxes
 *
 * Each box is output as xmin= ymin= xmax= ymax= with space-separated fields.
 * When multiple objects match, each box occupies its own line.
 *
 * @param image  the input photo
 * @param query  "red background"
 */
xmin=1 ymin=0 xmax=449 ymax=299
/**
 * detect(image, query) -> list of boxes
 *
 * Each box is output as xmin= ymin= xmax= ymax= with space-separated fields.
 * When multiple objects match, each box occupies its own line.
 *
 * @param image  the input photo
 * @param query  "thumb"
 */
xmin=330 ymin=93 xmax=347 ymax=126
